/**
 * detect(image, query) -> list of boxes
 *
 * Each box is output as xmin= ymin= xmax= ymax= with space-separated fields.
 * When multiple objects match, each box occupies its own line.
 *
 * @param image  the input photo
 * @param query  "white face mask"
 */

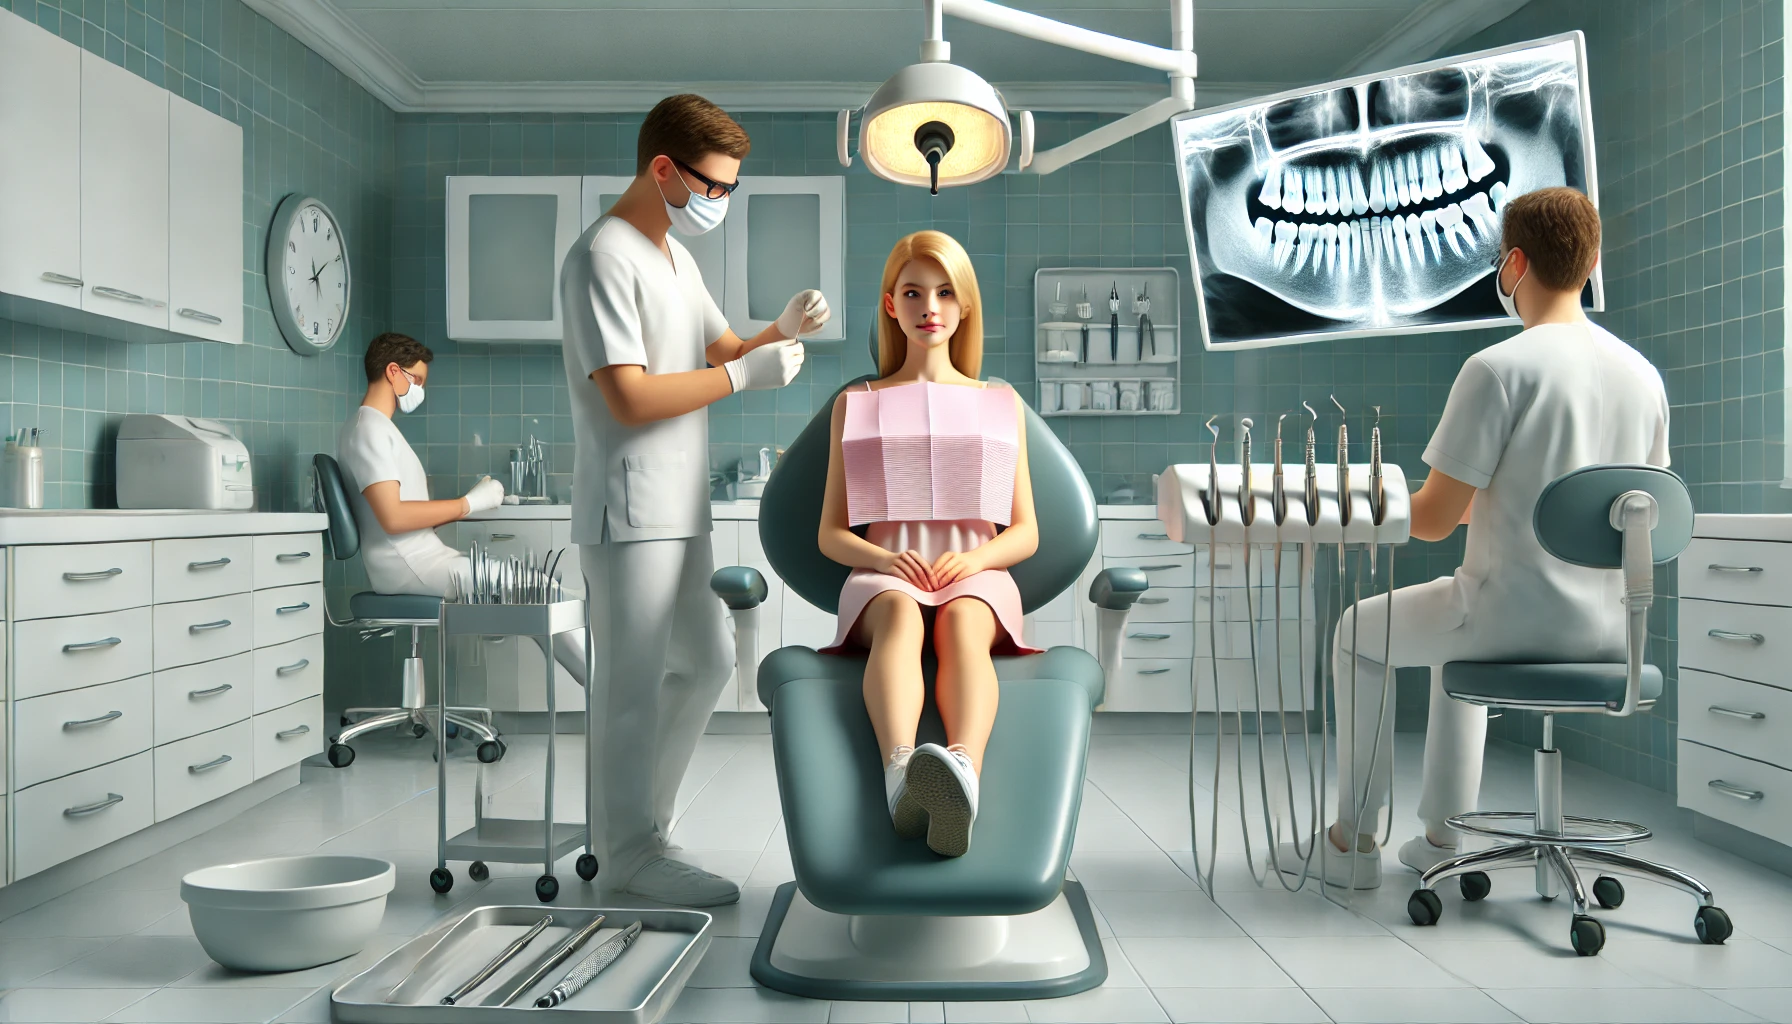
xmin=396 ymin=369 xmax=425 ymax=414
xmin=657 ymin=167 xmax=729 ymax=236
xmin=1495 ymin=250 xmax=1526 ymax=321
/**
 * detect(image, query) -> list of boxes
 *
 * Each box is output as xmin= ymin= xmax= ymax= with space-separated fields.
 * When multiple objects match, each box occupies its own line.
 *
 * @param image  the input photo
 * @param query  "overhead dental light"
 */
xmin=846 ymin=0 xmax=1197 ymax=191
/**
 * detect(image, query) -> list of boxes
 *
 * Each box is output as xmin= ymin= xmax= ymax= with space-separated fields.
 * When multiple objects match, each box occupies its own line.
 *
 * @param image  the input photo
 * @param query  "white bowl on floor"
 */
xmin=180 ymin=854 xmax=395 ymax=972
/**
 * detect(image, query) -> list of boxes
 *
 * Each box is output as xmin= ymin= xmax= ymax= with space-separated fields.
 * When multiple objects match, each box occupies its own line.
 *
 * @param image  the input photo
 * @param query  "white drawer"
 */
xmin=1124 ymin=620 xmax=1196 ymax=660
xmin=462 ymin=521 xmax=552 ymax=561
xmin=12 ymin=750 xmax=154 ymax=879
xmin=1101 ymin=521 xmax=1193 ymax=557
xmin=1678 ymin=599 xmax=1789 ymax=683
xmin=154 ymin=594 xmax=253 ymax=671
xmin=254 ymin=583 xmax=323 ymax=649
xmin=14 ymin=542 xmax=153 ymax=620
xmin=1681 ymin=538 xmax=1792 ymax=605
xmin=153 ymin=536 xmax=253 ymax=604
xmin=153 ymin=653 xmax=253 ymax=746
xmin=253 ymin=532 xmax=324 ymax=589
xmin=1678 ymin=669 xmax=1792 ymax=770
xmin=1678 ymin=740 xmax=1792 ymax=848
xmin=13 ymin=676 xmax=154 ymax=789
xmin=1130 ymin=587 xmax=1195 ymax=623
xmin=1105 ymin=554 xmax=1196 ymax=590
xmin=13 ymin=606 xmax=154 ymax=700
xmin=1103 ymin=658 xmax=1193 ymax=712
xmin=154 ymin=720 xmax=253 ymax=822
xmin=253 ymin=694 xmax=322 ymax=779
xmin=1 ymin=697 xmax=8 ymax=796
xmin=253 ymin=634 xmax=324 ymax=713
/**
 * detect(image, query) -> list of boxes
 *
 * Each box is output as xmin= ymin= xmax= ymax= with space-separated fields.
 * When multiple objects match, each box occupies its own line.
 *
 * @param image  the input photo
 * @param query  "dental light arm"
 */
xmin=1609 ymin=491 xmax=1658 ymax=719
xmin=1090 ymin=567 xmax=1149 ymax=680
xmin=711 ymin=566 xmax=770 ymax=699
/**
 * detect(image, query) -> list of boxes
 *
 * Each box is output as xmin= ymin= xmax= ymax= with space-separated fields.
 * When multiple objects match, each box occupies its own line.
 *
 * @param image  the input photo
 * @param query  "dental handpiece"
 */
xmin=1370 ymin=405 xmax=1385 ymax=525
xmin=1273 ymin=413 xmax=1288 ymax=526
xmin=1332 ymin=395 xmax=1351 ymax=527
xmin=1237 ymin=417 xmax=1254 ymax=526
xmin=1203 ymin=416 xmax=1221 ymax=525
xmin=1302 ymin=401 xmax=1320 ymax=526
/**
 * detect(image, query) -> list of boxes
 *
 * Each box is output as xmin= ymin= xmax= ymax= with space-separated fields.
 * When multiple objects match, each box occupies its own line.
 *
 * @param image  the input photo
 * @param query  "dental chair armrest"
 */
xmin=1090 ymin=567 xmax=1149 ymax=679
xmin=711 ymin=566 xmax=768 ymax=707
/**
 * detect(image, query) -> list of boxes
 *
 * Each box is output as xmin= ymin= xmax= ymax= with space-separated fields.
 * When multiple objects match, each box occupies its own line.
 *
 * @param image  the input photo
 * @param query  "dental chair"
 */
xmin=1408 ymin=464 xmax=1733 ymax=956
xmin=709 ymin=376 xmax=1146 ymax=1001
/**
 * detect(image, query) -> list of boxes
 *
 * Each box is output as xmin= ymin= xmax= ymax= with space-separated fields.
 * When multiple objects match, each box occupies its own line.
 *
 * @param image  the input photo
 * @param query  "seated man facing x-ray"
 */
xmin=1282 ymin=187 xmax=1669 ymax=888
xmin=338 ymin=331 xmax=589 ymax=683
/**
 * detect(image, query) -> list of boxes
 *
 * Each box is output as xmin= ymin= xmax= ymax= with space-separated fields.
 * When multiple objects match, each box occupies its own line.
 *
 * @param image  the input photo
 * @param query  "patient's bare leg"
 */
xmin=933 ymin=597 xmax=1000 ymax=773
xmin=855 ymin=590 xmax=926 ymax=760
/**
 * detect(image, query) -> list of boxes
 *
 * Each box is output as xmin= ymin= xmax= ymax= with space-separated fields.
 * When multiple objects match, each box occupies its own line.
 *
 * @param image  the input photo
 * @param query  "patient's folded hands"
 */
xmin=876 ymin=548 xmax=938 ymax=590
xmin=930 ymin=549 xmax=985 ymax=588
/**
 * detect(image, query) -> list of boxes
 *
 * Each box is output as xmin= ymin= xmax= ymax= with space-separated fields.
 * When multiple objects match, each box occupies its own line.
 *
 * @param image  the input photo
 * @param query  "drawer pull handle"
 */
xmin=63 ymin=636 xmax=122 ymax=653
xmin=64 ymin=793 xmax=124 ymax=817
xmin=41 ymin=271 xmax=83 ymax=287
xmin=92 ymin=285 xmax=164 ymax=307
xmin=276 ymin=658 xmax=311 ymax=675
xmin=1138 ymin=667 xmax=1172 ymax=675
xmin=188 ymin=683 xmax=233 ymax=699
xmin=177 ymin=307 xmax=223 ymax=325
xmin=187 ymin=557 xmax=232 ymax=570
xmin=490 ymin=533 xmax=517 ymax=541
xmin=1709 ymin=705 xmax=1766 ymax=721
xmin=189 ymin=619 xmax=232 ymax=632
xmin=1137 ymin=597 xmax=1169 ymax=605
xmin=276 ymin=723 xmax=311 ymax=740
xmin=1709 ymin=564 xmax=1765 ymax=574
xmin=1138 ymin=563 xmax=1184 ymax=572
xmin=63 ymin=710 xmax=123 ymax=730
xmin=1708 ymin=779 xmax=1765 ymax=802
xmin=276 ymin=551 xmax=312 ymax=561
xmin=63 ymin=568 xmax=123 ymax=582
xmin=1707 ymin=629 xmax=1765 ymax=644
xmin=276 ymin=602 xmax=311 ymax=614
xmin=188 ymin=754 xmax=233 ymax=773
xmin=1129 ymin=632 xmax=1172 ymax=641
xmin=1137 ymin=532 xmax=1170 ymax=541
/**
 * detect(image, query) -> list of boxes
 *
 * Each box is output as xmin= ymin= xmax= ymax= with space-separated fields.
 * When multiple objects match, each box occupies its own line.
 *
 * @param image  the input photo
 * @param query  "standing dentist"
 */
xmin=560 ymin=94 xmax=830 ymax=907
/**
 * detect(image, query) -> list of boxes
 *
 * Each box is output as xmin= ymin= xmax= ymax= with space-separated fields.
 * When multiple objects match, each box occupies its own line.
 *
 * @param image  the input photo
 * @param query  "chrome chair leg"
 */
xmin=1571 ymin=847 xmax=1715 ymax=907
xmin=336 ymin=709 xmax=414 ymax=745
xmin=445 ymin=712 xmax=500 ymax=743
xmin=1419 ymin=842 xmax=1542 ymax=890
xmin=1544 ymin=845 xmax=1589 ymax=915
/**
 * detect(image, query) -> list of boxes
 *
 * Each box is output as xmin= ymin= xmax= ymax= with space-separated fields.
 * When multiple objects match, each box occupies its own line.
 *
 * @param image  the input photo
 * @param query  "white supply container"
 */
xmin=2 ymin=443 xmax=44 ymax=508
xmin=181 ymin=855 xmax=395 ymax=971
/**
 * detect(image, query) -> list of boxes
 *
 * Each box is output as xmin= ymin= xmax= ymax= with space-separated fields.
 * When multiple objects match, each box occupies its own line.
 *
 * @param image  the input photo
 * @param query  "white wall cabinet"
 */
xmin=724 ymin=177 xmax=846 ymax=342
xmin=0 ymin=9 xmax=83 ymax=309
xmin=168 ymin=94 xmax=244 ymax=344
xmin=445 ymin=175 xmax=583 ymax=342
xmin=79 ymin=50 xmax=170 ymax=331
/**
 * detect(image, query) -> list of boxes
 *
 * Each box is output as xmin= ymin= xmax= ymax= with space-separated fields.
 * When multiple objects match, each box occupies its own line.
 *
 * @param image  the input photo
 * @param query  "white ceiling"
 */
xmin=242 ymin=0 xmax=1532 ymax=113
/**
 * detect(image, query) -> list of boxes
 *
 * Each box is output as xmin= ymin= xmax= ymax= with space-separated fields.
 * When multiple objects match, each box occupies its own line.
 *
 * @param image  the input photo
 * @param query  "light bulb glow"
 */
xmin=859 ymin=62 xmax=1011 ymax=189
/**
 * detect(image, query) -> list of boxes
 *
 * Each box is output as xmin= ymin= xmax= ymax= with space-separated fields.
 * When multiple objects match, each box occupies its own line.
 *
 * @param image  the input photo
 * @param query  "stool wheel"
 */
xmin=476 ymin=741 xmax=503 ymax=764
xmin=536 ymin=875 xmax=559 ymax=903
xmin=1570 ymin=914 xmax=1605 ymax=956
xmin=468 ymin=861 xmax=489 ymax=882
xmin=327 ymin=743 xmax=355 ymax=768
xmin=1593 ymin=875 xmax=1625 ymax=909
xmin=410 ymin=722 xmax=428 ymax=739
xmin=446 ymin=721 xmax=460 ymax=740
xmin=1459 ymin=871 xmax=1491 ymax=902
xmin=339 ymin=714 xmax=351 ymax=727
xmin=1408 ymin=888 xmax=1443 ymax=926
xmin=576 ymin=853 xmax=599 ymax=881
xmin=1694 ymin=905 xmax=1733 ymax=944
xmin=429 ymin=867 xmax=453 ymax=894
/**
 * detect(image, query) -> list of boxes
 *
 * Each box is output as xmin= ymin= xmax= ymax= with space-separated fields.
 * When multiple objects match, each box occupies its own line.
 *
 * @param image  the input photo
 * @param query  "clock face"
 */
xmin=267 ymin=195 xmax=351 ymax=355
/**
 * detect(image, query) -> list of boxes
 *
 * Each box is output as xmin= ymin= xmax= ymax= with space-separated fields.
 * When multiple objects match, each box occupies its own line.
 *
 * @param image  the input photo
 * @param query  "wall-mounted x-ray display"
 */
xmin=1173 ymin=32 xmax=1600 ymax=350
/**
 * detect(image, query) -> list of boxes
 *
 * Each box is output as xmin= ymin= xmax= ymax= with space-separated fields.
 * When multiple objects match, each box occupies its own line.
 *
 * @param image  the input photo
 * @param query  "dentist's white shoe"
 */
xmin=885 ymin=762 xmax=927 ymax=839
xmin=907 ymin=743 xmax=979 ymax=857
xmin=621 ymin=857 xmax=740 ymax=907
xmin=1398 ymin=834 xmax=1459 ymax=875
xmin=1276 ymin=828 xmax=1382 ymax=890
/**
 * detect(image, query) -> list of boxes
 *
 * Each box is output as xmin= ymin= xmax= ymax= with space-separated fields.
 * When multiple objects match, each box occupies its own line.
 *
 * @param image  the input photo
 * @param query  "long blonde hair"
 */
xmin=876 ymin=231 xmax=983 ymax=379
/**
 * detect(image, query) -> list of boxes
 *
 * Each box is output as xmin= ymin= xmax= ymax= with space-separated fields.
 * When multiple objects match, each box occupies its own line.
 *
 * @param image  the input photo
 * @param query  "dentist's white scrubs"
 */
xmin=560 ymin=216 xmax=735 ymax=890
xmin=1333 ymin=319 xmax=1669 ymax=839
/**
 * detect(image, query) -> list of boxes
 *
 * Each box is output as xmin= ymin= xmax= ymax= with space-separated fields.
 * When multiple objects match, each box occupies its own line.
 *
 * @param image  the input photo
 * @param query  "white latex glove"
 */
xmin=775 ymin=289 xmax=831 ymax=340
xmin=464 ymin=476 xmax=504 ymax=514
xmin=723 ymin=338 xmax=805 ymax=393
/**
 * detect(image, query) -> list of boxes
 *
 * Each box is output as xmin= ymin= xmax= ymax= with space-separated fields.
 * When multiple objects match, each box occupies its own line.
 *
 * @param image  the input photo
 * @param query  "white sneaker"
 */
xmin=1276 ymin=831 xmax=1382 ymax=890
xmin=907 ymin=744 xmax=979 ymax=857
xmin=885 ymin=764 xmax=927 ymax=839
xmin=1398 ymin=834 xmax=1459 ymax=876
xmin=621 ymin=856 xmax=740 ymax=907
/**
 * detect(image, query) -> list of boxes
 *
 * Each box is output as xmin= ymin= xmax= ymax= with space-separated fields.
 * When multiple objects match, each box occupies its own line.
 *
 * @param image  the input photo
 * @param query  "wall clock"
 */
xmin=266 ymin=193 xmax=351 ymax=355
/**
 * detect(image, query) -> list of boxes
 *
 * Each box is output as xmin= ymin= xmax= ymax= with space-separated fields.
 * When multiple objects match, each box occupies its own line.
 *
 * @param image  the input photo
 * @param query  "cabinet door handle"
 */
xmin=41 ymin=271 xmax=83 ymax=287
xmin=1138 ymin=667 xmax=1172 ymax=675
xmin=1129 ymin=632 xmax=1172 ymax=641
xmin=63 ymin=710 xmax=123 ymax=730
xmin=276 ymin=602 xmax=311 ymax=614
xmin=63 ymin=568 xmax=123 ymax=582
xmin=1137 ymin=532 xmax=1170 ymax=541
xmin=1138 ymin=563 xmax=1184 ymax=572
xmin=1707 ymin=629 xmax=1765 ymax=644
xmin=188 ymin=619 xmax=232 ymax=632
xmin=187 ymin=557 xmax=232 ymax=570
xmin=188 ymin=683 xmax=233 ymax=699
xmin=91 ymin=285 xmax=165 ymax=308
xmin=176 ymin=308 xmax=223 ymax=325
xmin=276 ymin=724 xmax=311 ymax=740
xmin=63 ymin=636 xmax=122 ymax=653
xmin=1707 ymin=779 xmax=1764 ymax=802
xmin=188 ymin=754 xmax=233 ymax=774
xmin=1708 ymin=705 xmax=1766 ymax=721
xmin=64 ymin=793 xmax=124 ymax=817
xmin=490 ymin=533 xmax=516 ymax=541
xmin=275 ymin=551 xmax=312 ymax=561
xmin=1708 ymin=564 xmax=1764 ymax=574
xmin=1137 ymin=597 xmax=1169 ymax=605
xmin=276 ymin=658 xmax=311 ymax=675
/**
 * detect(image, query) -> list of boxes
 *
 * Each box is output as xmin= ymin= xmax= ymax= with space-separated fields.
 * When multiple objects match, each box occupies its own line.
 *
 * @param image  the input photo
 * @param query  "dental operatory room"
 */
xmin=8 ymin=1 xmax=1792 ymax=1022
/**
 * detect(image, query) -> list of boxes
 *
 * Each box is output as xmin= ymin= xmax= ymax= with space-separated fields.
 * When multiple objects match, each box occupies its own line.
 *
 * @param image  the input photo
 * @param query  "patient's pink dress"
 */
xmin=820 ymin=380 xmax=1042 ymax=656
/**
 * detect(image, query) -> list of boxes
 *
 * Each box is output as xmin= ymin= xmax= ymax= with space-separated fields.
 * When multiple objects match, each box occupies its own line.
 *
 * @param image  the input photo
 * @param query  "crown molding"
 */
xmin=1342 ymin=0 xmax=1533 ymax=76
xmin=241 ymin=0 xmax=423 ymax=109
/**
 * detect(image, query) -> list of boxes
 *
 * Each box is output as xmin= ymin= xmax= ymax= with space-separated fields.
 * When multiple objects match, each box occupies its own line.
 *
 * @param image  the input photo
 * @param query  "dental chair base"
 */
xmin=753 ymin=881 xmax=1105 ymax=1001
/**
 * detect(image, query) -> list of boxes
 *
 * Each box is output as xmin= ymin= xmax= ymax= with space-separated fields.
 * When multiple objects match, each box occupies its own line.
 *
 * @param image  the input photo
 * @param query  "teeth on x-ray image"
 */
xmin=1173 ymin=32 xmax=1602 ymax=350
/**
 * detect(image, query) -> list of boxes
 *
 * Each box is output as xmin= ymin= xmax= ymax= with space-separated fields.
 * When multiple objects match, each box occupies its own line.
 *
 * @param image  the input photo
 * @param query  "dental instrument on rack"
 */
xmin=454 ymin=543 xmax=571 ymax=605
xmin=1075 ymin=286 xmax=1092 ymax=363
xmin=1136 ymin=282 xmax=1155 ymax=359
xmin=535 ymin=921 xmax=645 ymax=1008
xmin=1108 ymin=281 xmax=1121 ymax=362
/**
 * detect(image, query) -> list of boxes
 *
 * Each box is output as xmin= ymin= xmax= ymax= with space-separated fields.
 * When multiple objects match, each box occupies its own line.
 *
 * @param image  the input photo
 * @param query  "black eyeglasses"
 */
xmin=673 ymin=158 xmax=740 ymax=200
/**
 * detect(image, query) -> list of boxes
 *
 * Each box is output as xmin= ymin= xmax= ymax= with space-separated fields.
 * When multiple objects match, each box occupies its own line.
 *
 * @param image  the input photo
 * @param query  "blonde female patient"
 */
xmin=817 ymin=230 xmax=1039 ymax=859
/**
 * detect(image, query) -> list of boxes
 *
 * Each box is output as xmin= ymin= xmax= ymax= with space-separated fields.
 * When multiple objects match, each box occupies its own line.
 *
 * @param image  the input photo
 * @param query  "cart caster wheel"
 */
xmin=1459 ymin=871 xmax=1492 ymax=902
xmin=410 ymin=722 xmax=428 ymax=739
xmin=446 ymin=721 xmax=460 ymax=740
xmin=536 ymin=875 xmax=559 ymax=902
xmin=1593 ymin=875 xmax=1625 ymax=910
xmin=1408 ymin=888 xmax=1443 ymax=926
xmin=468 ymin=861 xmax=489 ymax=882
xmin=1695 ymin=905 xmax=1733 ymax=944
xmin=339 ymin=714 xmax=351 ymax=727
xmin=1570 ymin=914 xmax=1605 ymax=956
xmin=430 ymin=867 xmax=453 ymax=894
xmin=576 ymin=854 xmax=598 ymax=881
xmin=476 ymin=741 xmax=503 ymax=764
xmin=327 ymin=743 xmax=355 ymax=768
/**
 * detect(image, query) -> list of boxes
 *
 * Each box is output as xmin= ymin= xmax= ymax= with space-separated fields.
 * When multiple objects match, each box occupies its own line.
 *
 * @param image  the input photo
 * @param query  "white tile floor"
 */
xmin=3 ymin=727 xmax=1791 ymax=1023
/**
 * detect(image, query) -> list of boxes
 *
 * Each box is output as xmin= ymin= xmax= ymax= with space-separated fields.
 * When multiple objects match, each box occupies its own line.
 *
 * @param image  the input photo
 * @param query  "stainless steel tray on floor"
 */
xmin=332 ymin=905 xmax=712 ymax=1023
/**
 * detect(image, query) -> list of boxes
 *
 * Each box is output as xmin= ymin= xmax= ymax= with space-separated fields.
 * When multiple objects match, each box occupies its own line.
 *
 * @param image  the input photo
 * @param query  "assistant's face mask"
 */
xmin=1495 ymin=249 xmax=1526 ymax=320
xmin=396 ymin=368 xmax=425 ymax=413
xmin=658 ymin=167 xmax=729 ymax=236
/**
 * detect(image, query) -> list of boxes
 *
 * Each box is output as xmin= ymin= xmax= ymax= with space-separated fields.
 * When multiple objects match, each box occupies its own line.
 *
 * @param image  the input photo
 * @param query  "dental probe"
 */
xmin=1237 ymin=417 xmax=1254 ymax=526
xmin=1272 ymin=413 xmax=1288 ymax=526
xmin=1332 ymin=395 xmax=1351 ymax=527
xmin=1303 ymin=401 xmax=1320 ymax=525
xmin=1370 ymin=405 xmax=1386 ymax=525
xmin=1203 ymin=416 xmax=1221 ymax=525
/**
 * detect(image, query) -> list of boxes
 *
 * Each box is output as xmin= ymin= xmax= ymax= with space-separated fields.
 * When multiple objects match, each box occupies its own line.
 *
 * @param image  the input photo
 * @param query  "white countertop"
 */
xmin=0 ymin=510 xmax=327 ymax=545
xmin=1692 ymin=513 xmax=1792 ymax=542
xmin=467 ymin=502 xmax=1158 ymax=523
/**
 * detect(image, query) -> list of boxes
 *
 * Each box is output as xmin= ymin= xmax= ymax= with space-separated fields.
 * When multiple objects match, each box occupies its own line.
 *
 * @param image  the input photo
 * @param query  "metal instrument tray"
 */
xmin=331 ymin=905 xmax=712 ymax=1023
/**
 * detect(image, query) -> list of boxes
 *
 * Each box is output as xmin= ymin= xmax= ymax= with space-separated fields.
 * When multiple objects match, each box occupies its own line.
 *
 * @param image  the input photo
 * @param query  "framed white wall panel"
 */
xmin=446 ymin=175 xmax=581 ymax=342
xmin=724 ymin=176 xmax=845 ymax=342
xmin=580 ymin=175 xmax=727 ymax=312
xmin=0 ymin=9 xmax=82 ymax=309
xmin=79 ymin=51 xmax=170 ymax=330
xmin=168 ymin=95 xmax=244 ymax=344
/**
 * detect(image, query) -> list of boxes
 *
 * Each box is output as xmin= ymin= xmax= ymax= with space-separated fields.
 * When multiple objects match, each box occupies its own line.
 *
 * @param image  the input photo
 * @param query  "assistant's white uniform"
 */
xmin=560 ymin=216 xmax=735 ymax=888
xmin=1335 ymin=320 xmax=1669 ymax=836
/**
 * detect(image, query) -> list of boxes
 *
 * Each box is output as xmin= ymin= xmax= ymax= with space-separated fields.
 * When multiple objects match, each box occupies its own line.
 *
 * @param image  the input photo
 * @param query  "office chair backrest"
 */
xmin=760 ymin=376 xmax=1098 ymax=616
xmin=312 ymin=453 xmax=360 ymax=561
xmin=1533 ymin=464 xmax=1693 ymax=569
